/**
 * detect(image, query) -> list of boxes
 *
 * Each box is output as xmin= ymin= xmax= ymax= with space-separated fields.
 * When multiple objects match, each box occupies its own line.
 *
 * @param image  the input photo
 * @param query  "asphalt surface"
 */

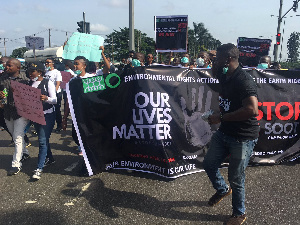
xmin=0 ymin=119 xmax=299 ymax=225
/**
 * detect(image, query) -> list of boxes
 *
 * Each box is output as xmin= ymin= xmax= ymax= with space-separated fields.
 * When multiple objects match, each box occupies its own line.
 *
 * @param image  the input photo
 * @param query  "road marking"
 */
xmin=64 ymin=161 xmax=79 ymax=172
xmin=25 ymin=201 xmax=37 ymax=204
xmin=64 ymin=182 xmax=91 ymax=206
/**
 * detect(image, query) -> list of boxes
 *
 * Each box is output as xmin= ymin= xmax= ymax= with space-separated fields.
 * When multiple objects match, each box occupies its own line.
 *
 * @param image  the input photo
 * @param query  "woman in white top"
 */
xmin=44 ymin=58 xmax=63 ymax=132
xmin=27 ymin=62 xmax=57 ymax=180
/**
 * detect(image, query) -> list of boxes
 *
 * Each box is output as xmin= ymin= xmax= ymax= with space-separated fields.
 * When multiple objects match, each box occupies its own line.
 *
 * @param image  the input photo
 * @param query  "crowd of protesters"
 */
xmin=0 ymin=43 xmax=289 ymax=225
xmin=0 ymin=47 xmax=286 ymax=180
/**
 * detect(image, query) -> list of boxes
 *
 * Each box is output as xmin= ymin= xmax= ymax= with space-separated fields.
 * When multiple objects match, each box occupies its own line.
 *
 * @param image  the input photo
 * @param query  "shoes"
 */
xmin=26 ymin=142 xmax=31 ymax=148
xmin=44 ymin=158 xmax=56 ymax=167
xmin=21 ymin=153 xmax=30 ymax=162
xmin=208 ymin=187 xmax=232 ymax=206
xmin=7 ymin=167 xmax=21 ymax=176
xmin=32 ymin=169 xmax=42 ymax=180
xmin=226 ymin=214 xmax=247 ymax=225
xmin=77 ymin=145 xmax=83 ymax=156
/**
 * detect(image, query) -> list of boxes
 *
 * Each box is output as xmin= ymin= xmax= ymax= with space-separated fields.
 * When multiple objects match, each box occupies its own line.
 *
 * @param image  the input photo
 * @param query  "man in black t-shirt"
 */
xmin=203 ymin=44 xmax=259 ymax=225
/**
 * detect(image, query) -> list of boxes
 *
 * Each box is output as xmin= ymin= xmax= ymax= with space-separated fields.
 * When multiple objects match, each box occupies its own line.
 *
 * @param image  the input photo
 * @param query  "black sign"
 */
xmin=237 ymin=37 xmax=272 ymax=67
xmin=155 ymin=15 xmax=188 ymax=52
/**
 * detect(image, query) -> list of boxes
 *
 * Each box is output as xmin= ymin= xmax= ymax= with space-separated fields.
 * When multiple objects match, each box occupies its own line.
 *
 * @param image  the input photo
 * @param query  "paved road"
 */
xmin=0 ymin=122 xmax=299 ymax=225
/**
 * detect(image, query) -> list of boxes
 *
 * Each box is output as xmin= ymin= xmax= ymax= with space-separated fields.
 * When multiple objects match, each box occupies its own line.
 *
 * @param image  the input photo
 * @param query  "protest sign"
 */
xmin=62 ymin=32 xmax=104 ymax=62
xmin=155 ymin=15 xmax=188 ymax=52
xmin=60 ymin=71 xmax=73 ymax=89
xmin=11 ymin=80 xmax=46 ymax=125
xmin=25 ymin=36 xmax=44 ymax=50
xmin=67 ymin=67 xmax=300 ymax=177
xmin=237 ymin=37 xmax=272 ymax=67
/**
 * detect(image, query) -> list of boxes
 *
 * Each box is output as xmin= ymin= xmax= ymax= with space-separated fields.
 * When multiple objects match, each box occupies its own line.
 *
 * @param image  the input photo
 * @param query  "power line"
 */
xmin=0 ymin=28 xmax=74 ymax=44
xmin=0 ymin=29 xmax=48 ymax=44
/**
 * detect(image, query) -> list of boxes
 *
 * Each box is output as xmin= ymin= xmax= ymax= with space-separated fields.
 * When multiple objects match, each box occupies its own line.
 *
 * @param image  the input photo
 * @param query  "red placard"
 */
xmin=11 ymin=80 xmax=46 ymax=125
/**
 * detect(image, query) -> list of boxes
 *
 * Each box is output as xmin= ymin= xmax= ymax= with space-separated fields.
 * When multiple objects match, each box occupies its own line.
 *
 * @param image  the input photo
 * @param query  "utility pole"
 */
xmin=274 ymin=0 xmax=283 ymax=62
xmin=49 ymin=29 xmax=51 ymax=47
xmin=129 ymin=0 xmax=135 ymax=51
xmin=83 ymin=12 xmax=86 ymax=33
xmin=274 ymin=0 xmax=300 ymax=62
xmin=112 ymin=35 xmax=114 ymax=63
xmin=4 ymin=38 xmax=7 ymax=56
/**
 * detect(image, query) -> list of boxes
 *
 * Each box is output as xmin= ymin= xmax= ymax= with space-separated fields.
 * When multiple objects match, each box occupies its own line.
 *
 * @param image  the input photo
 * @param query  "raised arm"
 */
xmin=99 ymin=46 xmax=111 ymax=74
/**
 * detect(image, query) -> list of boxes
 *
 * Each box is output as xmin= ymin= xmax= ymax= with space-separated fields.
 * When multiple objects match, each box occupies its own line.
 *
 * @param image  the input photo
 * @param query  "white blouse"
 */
xmin=31 ymin=79 xmax=57 ymax=114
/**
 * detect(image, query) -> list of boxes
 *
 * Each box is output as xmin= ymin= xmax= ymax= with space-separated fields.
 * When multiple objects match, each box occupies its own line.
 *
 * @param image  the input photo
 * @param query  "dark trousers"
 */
xmin=72 ymin=122 xmax=80 ymax=146
xmin=55 ymin=92 xmax=62 ymax=129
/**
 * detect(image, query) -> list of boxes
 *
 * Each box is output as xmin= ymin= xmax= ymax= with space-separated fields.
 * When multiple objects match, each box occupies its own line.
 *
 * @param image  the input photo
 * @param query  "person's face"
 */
xmin=5 ymin=60 xmax=19 ymax=75
xmin=259 ymin=57 xmax=270 ymax=67
xmin=215 ymin=52 xmax=227 ymax=67
xmin=29 ymin=69 xmax=42 ymax=80
xmin=212 ymin=53 xmax=227 ymax=76
xmin=183 ymin=53 xmax=189 ymax=59
xmin=74 ymin=59 xmax=86 ymax=71
xmin=45 ymin=59 xmax=54 ymax=69
xmin=199 ymin=53 xmax=208 ymax=61
xmin=147 ymin=54 xmax=153 ymax=62
xmin=129 ymin=53 xmax=134 ymax=58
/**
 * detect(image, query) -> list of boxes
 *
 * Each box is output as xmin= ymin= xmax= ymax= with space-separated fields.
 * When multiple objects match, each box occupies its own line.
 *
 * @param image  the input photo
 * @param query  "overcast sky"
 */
xmin=1 ymin=0 xmax=299 ymax=60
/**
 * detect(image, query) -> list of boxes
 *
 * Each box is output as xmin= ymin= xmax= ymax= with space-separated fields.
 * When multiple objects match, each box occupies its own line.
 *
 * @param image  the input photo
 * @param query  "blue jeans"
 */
xmin=33 ymin=112 xmax=56 ymax=170
xmin=203 ymin=130 xmax=257 ymax=216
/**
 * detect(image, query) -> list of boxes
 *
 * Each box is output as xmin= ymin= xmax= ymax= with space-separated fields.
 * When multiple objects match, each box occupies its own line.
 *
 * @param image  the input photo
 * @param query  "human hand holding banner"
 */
xmin=11 ymin=80 xmax=46 ymax=125
xmin=62 ymin=32 xmax=104 ymax=62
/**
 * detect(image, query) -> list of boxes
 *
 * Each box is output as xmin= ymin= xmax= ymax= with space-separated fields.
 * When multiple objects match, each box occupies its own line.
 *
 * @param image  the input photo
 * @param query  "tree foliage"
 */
xmin=104 ymin=23 xmax=221 ymax=61
xmin=280 ymin=61 xmax=300 ymax=70
xmin=104 ymin=27 xmax=155 ymax=61
xmin=188 ymin=22 xmax=222 ymax=58
xmin=10 ymin=47 xmax=28 ymax=58
xmin=287 ymin=32 xmax=300 ymax=62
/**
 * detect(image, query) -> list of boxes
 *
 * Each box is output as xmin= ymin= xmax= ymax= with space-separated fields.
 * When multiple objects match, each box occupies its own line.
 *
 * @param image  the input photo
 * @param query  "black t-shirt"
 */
xmin=217 ymin=66 xmax=260 ymax=140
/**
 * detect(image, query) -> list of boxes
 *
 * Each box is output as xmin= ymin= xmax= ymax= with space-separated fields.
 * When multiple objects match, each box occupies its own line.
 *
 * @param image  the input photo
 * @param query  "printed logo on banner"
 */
xmin=113 ymin=91 xmax=172 ymax=141
xmin=219 ymin=96 xmax=231 ymax=112
xmin=257 ymin=101 xmax=299 ymax=141
xmin=82 ymin=73 xmax=121 ymax=93
xmin=180 ymin=86 xmax=213 ymax=147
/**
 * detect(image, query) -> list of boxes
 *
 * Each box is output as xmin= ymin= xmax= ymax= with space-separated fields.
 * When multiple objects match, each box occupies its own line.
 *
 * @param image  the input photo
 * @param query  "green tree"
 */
xmin=104 ymin=27 xmax=155 ymax=62
xmin=10 ymin=47 xmax=28 ymax=58
xmin=188 ymin=22 xmax=222 ymax=58
xmin=287 ymin=32 xmax=300 ymax=62
xmin=280 ymin=61 xmax=300 ymax=69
